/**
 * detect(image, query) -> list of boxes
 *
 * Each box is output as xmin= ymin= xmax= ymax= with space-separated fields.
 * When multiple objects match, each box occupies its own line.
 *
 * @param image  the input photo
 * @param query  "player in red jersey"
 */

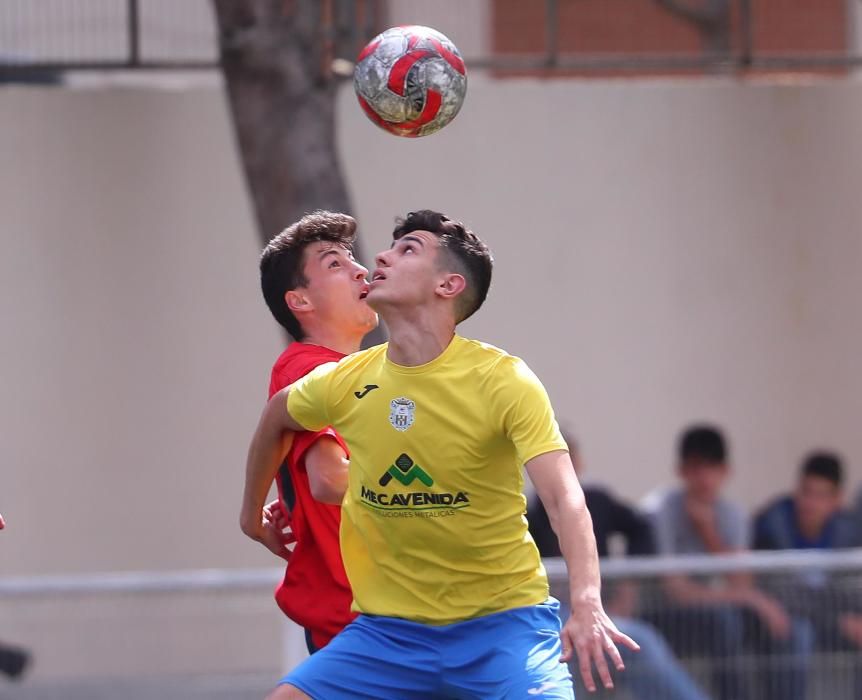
xmin=246 ymin=211 xmax=378 ymax=652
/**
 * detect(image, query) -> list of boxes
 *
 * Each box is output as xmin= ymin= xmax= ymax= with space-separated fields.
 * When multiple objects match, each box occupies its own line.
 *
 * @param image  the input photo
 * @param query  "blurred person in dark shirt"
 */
xmin=0 ymin=514 xmax=31 ymax=681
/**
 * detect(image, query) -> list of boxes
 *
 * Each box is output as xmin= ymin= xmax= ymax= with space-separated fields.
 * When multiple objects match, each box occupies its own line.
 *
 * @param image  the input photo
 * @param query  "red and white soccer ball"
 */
xmin=353 ymin=25 xmax=467 ymax=138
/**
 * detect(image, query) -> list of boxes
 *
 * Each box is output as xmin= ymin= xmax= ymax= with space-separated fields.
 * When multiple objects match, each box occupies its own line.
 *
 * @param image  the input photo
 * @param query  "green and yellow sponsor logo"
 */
xmin=361 ymin=453 xmax=470 ymax=514
xmin=379 ymin=453 xmax=433 ymax=487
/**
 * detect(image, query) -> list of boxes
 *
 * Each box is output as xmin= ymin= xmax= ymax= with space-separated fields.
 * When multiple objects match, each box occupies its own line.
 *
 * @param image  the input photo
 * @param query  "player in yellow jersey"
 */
xmin=242 ymin=210 xmax=639 ymax=699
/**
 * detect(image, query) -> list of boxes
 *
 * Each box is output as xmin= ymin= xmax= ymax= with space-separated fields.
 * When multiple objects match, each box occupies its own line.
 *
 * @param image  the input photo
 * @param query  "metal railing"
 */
xmin=0 ymin=0 xmax=218 ymax=76
xmin=4 ymin=548 xmax=861 ymax=595
xmin=0 ymin=0 xmax=860 ymax=78
xmin=2 ymin=549 xmax=861 ymax=699
xmin=0 ymin=566 xmax=280 ymax=596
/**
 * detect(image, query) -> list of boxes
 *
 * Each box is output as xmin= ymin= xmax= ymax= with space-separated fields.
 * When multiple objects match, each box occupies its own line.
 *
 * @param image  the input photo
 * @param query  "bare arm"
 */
xmin=527 ymin=450 xmax=601 ymax=619
xmin=664 ymin=570 xmax=789 ymax=637
xmin=240 ymin=386 xmax=305 ymax=555
xmin=305 ymin=436 xmax=349 ymax=505
xmin=659 ymin=500 xmax=791 ymax=638
xmin=527 ymin=450 xmax=639 ymax=692
xmin=665 ymin=572 xmax=751 ymax=605
xmin=668 ymin=499 xmax=758 ymax=601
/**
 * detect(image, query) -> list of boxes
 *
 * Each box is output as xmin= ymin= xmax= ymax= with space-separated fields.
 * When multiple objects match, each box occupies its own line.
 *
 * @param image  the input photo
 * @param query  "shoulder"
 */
xmin=641 ymin=486 xmax=681 ymax=517
xmin=346 ymin=342 xmax=388 ymax=363
xmin=831 ymin=510 xmax=860 ymax=546
xmin=270 ymin=345 xmax=306 ymax=394
xmin=755 ymin=495 xmax=791 ymax=522
xmin=714 ymin=498 xmax=748 ymax=544
xmin=272 ymin=343 xmax=344 ymax=384
xmin=333 ymin=343 xmax=387 ymax=373
xmin=454 ymin=336 xmax=513 ymax=367
xmin=269 ymin=345 xmax=295 ymax=385
xmin=292 ymin=344 xmax=387 ymax=399
xmin=717 ymin=496 xmax=747 ymax=522
xmin=455 ymin=338 xmax=540 ymax=385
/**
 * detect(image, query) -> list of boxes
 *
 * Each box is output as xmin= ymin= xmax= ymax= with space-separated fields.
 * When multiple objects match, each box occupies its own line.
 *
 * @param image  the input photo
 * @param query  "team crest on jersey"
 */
xmin=389 ymin=397 xmax=415 ymax=432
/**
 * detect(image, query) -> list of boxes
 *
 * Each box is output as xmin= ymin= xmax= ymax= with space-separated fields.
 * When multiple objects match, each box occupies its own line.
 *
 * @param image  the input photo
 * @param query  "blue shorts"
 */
xmin=280 ymin=598 xmax=574 ymax=699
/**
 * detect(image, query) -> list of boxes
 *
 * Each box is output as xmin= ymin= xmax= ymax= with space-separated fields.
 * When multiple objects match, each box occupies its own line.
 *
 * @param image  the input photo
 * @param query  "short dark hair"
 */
xmin=260 ymin=211 xmax=357 ymax=340
xmin=392 ymin=210 xmax=493 ymax=323
xmin=678 ymin=425 xmax=727 ymax=465
xmin=801 ymin=451 xmax=843 ymax=487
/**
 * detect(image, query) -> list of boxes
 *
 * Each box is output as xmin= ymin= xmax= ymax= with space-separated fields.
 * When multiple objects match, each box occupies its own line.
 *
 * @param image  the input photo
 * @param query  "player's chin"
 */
xmin=364 ymin=289 xmax=386 ymax=310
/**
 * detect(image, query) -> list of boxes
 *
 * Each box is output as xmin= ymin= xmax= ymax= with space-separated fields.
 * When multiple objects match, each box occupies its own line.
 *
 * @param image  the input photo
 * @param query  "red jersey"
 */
xmin=268 ymin=342 xmax=356 ymax=648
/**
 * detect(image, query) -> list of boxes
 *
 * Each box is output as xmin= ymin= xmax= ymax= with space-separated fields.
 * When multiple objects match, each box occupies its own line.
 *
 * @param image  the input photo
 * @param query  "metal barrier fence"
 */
xmin=2 ymin=550 xmax=861 ymax=699
xmin=0 ymin=0 xmax=218 ymax=70
xmin=549 ymin=550 xmax=862 ymax=700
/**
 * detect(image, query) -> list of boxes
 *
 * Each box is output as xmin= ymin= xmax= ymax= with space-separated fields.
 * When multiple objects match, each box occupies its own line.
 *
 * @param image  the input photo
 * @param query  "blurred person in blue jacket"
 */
xmin=754 ymin=452 xmax=857 ymax=551
xmin=754 ymin=452 xmax=862 ymax=692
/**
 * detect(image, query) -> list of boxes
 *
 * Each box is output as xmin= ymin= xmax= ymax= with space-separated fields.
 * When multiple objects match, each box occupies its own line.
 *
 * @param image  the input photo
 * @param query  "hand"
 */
xmin=684 ymin=497 xmax=717 ymax=532
xmin=684 ymin=497 xmax=731 ymax=553
xmin=263 ymin=499 xmax=291 ymax=535
xmin=749 ymin=593 xmax=791 ymax=640
xmin=839 ymin=612 xmax=862 ymax=648
xmin=261 ymin=499 xmax=295 ymax=561
xmin=561 ymin=598 xmax=640 ymax=692
xmin=240 ymin=500 xmax=295 ymax=562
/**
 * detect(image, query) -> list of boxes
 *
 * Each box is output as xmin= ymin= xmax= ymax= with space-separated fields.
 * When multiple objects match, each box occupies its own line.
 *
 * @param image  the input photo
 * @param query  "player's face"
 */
xmin=301 ymin=241 xmax=378 ymax=334
xmin=367 ymin=231 xmax=443 ymax=311
xmin=795 ymin=475 xmax=841 ymax=531
xmin=680 ymin=460 xmax=728 ymax=502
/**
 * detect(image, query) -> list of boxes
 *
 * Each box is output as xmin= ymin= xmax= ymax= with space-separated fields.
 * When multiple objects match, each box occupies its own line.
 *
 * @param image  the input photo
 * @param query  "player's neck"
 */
xmin=384 ymin=314 xmax=456 ymax=367
xmin=301 ymin=326 xmax=364 ymax=356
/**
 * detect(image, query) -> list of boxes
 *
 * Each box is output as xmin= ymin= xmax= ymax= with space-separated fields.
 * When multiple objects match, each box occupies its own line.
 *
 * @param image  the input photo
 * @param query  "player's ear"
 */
xmin=436 ymin=273 xmax=466 ymax=301
xmin=285 ymin=289 xmax=313 ymax=313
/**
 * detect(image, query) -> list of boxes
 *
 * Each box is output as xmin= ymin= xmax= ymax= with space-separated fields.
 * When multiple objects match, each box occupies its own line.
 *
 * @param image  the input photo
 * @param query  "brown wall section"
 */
xmin=752 ymin=0 xmax=847 ymax=54
xmin=492 ymin=0 xmax=848 ymax=75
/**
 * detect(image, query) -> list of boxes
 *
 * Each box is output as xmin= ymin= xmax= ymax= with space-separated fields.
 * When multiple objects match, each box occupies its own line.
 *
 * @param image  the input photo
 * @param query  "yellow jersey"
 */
xmin=287 ymin=334 xmax=566 ymax=624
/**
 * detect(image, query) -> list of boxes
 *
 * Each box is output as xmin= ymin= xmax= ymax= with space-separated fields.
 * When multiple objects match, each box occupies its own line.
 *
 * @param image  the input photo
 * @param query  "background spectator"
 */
xmin=853 ymin=485 xmax=862 ymax=545
xmin=754 ymin=452 xmax=857 ymax=551
xmin=754 ymin=452 xmax=862 ymax=692
xmin=529 ymin=434 xmax=709 ymax=700
xmin=642 ymin=425 xmax=813 ymax=700
xmin=0 ymin=514 xmax=31 ymax=682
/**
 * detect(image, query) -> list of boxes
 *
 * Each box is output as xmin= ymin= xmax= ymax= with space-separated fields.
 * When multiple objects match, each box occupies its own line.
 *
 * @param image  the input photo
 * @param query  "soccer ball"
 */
xmin=353 ymin=25 xmax=467 ymax=138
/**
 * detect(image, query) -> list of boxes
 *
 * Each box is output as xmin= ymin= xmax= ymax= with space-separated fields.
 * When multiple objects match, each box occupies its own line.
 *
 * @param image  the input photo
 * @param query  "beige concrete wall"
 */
xmin=386 ymin=0 xmax=489 ymax=58
xmin=0 ymin=85 xmax=284 ymax=578
xmin=336 ymin=75 xmax=862 ymax=508
xmin=1 ymin=74 xmax=862 ymax=678
xmin=2 ymin=76 xmax=862 ymax=575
